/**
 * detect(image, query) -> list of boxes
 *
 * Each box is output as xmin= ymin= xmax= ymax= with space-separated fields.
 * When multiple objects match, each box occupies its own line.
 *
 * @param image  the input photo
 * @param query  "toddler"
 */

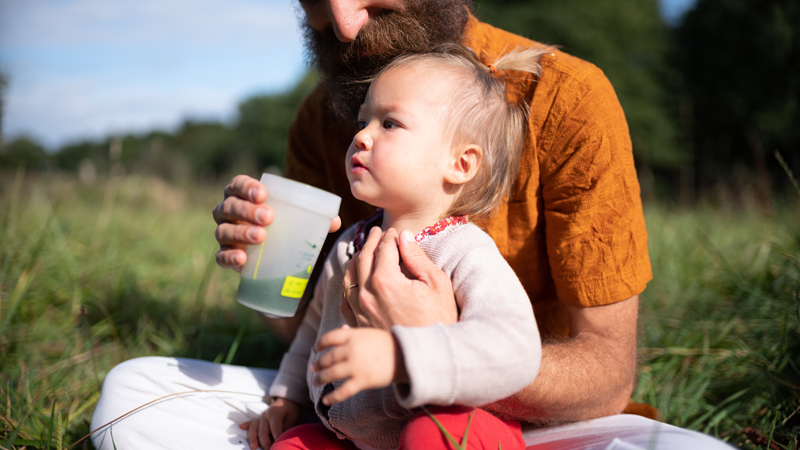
xmin=243 ymin=44 xmax=550 ymax=450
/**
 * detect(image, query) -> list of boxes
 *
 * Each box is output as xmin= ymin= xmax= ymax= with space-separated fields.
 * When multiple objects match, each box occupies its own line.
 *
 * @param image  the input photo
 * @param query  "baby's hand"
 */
xmin=311 ymin=325 xmax=406 ymax=405
xmin=239 ymin=398 xmax=300 ymax=450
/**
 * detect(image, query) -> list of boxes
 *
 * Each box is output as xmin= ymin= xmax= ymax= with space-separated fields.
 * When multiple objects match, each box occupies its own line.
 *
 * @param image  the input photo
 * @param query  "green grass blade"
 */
xmin=775 ymin=150 xmax=800 ymax=198
xmin=459 ymin=409 xmax=474 ymax=448
xmin=111 ymin=424 xmax=118 ymax=450
xmin=224 ymin=320 xmax=247 ymax=365
xmin=7 ymin=439 xmax=46 ymax=447
xmin=422 ymin=406 xmax=463 ymax=450
xmin=45 ymin=398 xmax=56 ymax=449
xmin=0 ymin=268 xmax=33 ymax=335
xmin=3 ymin=411 xmax=31 ymax=449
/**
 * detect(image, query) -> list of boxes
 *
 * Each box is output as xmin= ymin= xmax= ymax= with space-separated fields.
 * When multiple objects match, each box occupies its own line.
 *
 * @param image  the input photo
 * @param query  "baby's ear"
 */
xmin=444 ymin=145 xmax=482 ymax=186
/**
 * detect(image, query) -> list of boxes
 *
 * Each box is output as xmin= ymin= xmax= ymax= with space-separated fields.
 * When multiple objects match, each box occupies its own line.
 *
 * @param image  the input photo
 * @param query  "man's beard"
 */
xmin=302 ymin=0 xmax=472 ymax=120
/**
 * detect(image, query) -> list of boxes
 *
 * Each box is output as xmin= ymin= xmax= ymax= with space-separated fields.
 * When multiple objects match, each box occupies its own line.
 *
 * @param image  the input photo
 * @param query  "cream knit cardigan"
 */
xmin=269 ymin=222 xmax=541 ymax=449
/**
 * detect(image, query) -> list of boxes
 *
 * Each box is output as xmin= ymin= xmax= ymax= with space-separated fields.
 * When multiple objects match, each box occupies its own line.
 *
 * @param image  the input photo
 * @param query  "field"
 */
xmin=1 ymin=170 xmax=798 ymax=449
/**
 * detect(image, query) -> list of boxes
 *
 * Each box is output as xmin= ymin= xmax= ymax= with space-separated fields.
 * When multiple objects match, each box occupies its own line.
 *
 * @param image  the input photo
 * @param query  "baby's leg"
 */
xmin=400 ymin=405 xmax=525 ymax=450
xmin=273 ymin=424 xmax=357 ymax=450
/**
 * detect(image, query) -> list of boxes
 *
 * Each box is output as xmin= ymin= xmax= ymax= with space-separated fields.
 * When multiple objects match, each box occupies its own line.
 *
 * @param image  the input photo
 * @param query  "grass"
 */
xmin=0 ymin=168 xmax=798 ymax=449
xmin=635 ymin=204 xmax=800 ymax=448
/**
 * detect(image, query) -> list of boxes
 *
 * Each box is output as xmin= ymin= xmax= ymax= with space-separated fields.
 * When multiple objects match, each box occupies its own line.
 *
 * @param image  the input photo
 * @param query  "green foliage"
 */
xmin=0 ymin=172 xmax=288 ymax=449
xmin=636 ymin=205 xmax=800 ymax=448
xmin=675 ymin=0 xmax=800 ymax=195
xmin=474 ymin=0 xmax=682 ymax=171
xmin=0 ymin=137 xmax=48 ymax=171
xmin=236 ymin=72 xmax=320 ymax=174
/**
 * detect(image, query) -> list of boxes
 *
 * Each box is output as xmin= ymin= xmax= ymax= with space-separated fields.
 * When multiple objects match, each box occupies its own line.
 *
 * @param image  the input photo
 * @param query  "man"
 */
xmin=217 ymin=0 xmax=645 ymax=426
xmin=91 ymin=0 xmax=732 ymax=448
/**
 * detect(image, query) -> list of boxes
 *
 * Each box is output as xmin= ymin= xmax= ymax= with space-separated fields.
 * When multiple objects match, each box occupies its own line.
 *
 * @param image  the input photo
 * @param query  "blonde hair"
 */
xmin=374 ymin=44 xmax=550 ymax=221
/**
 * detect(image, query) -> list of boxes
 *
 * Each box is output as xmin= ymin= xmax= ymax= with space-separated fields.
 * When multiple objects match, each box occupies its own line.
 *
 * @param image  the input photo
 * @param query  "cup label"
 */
xmin=281 ymin=276 xmax=309 ymax=298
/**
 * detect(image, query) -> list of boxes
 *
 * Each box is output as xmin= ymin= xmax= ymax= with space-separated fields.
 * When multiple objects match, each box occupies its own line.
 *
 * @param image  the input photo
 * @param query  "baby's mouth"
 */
xmin=350 ymin=156 xmax=365 ymax=170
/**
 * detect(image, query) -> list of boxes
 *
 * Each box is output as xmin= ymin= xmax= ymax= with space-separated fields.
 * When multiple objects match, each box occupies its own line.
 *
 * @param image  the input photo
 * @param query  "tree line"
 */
xmin=1 ymin=0 xmax=798 ymax=204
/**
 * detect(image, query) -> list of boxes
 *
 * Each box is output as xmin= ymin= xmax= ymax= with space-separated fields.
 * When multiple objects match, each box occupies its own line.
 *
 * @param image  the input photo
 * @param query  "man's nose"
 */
xmin=327 ymin=0 xmax=371 ymax=42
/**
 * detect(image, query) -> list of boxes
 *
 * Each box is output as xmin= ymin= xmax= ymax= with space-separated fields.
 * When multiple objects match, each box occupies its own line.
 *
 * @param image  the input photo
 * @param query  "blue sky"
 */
xmin=0 ymin=0 xmax=697 ymax=149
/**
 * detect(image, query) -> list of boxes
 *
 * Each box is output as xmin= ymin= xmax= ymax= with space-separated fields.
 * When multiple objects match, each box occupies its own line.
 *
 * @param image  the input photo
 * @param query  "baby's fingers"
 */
xmin=247 ymin=414 xmax=272 ymax=450
xmin=312 ymin=360 xmax=352 ymax=387
xmin=311 ymin=343 xmax=349 ymax=373
xmin=322 ymin=379 xmax=364 ymax=406
xmin=315 ymin=325 xmax=351 ymax=352
xmin=267 ymin=411 xmax=285 ymax=442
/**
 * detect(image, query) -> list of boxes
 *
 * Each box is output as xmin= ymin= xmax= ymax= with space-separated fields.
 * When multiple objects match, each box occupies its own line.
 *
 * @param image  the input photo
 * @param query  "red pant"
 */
xmin=273 ymin=406 xmax=525 ymax=450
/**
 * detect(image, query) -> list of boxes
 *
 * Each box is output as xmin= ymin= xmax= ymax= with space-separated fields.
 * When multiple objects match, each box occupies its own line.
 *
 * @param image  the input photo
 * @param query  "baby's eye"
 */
xmin=382 ymin=119 xmax=398 ymax=129
xmin=356 ymin=120 xmax=367 ymax=130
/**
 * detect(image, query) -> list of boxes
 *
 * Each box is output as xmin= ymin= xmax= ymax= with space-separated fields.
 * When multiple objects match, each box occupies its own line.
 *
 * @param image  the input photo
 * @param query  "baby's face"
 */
xmin=346 ymin=66 xmax=454 ymax=214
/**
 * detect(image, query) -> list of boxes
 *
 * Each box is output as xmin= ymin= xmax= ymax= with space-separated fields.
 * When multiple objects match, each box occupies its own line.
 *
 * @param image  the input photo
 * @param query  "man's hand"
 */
xmin=213 ymin=175 xmax=341 ymax=272
xmin=310 ymin=325 xmax=407 ymax=405
xmin=238 ymin=397 xmax=300 ymax=450
xmin=340 ymin=227 xmax=458 ymax=329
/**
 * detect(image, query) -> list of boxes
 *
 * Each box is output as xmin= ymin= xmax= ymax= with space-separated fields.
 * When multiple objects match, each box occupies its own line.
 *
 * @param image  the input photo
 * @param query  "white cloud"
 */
xmin=5 ymin=76 xmax=238 ymax=145
xmin=0 ymin=0 xmax=302 ymax=48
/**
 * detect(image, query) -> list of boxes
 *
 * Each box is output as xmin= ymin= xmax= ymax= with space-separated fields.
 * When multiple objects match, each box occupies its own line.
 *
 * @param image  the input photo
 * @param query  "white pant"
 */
xmin=90 ymin=357 xmax=733 ymax=450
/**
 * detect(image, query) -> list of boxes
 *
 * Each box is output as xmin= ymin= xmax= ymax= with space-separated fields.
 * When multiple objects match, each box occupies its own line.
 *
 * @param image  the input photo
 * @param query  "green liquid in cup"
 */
xmin=236 ymin=270 xmax=310 ymax=317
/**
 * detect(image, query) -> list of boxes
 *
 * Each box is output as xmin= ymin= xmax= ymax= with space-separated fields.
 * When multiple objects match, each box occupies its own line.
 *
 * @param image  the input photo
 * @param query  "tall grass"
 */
xmin=0 ymin=169 xmax=287 ymax=449
xmin=0 ymin=170 xmax=798 ymax=449
xmin=636 ymin=204 xmax=800 ymax=449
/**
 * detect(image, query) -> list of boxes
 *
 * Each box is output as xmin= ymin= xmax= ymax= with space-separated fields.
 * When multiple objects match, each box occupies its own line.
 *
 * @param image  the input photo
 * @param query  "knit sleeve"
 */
xmin=267 ymin=263 xmax=326 ymax=409
xmin=392 ymin=228 xmax=541 ymax=408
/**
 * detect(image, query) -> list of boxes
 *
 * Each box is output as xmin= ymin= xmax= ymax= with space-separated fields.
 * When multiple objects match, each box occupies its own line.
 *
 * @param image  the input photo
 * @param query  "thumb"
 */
xmin=398 ymin=230 xmax=438 ymax=280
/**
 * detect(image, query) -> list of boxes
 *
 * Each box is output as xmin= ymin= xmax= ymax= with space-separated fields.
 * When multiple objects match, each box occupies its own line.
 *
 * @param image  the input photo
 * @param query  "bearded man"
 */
xmin=90 ymin=1 xmax=733 ymax=449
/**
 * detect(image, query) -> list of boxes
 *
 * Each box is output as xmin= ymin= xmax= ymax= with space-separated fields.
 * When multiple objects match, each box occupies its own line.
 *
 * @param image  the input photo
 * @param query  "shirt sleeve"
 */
xmin=268 ymin=263 xmax=326 ymax=409
xmin=539 ymin=65 xmax=652 ymax=306
xmin=391 ymin=230 xmax=541 ymax=408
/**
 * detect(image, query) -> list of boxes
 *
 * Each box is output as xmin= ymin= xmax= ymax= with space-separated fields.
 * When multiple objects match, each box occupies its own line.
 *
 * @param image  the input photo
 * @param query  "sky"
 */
xmin=0 ymin=0 xmax=697 ymax=150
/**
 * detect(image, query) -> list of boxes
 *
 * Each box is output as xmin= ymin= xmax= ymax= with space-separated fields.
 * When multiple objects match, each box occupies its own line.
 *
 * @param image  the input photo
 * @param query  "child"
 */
xmin=241 ymin=44 xmax=550 ymax=450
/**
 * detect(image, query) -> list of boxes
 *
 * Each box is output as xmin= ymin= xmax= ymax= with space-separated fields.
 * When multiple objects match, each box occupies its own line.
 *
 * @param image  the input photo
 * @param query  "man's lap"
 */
xmin=90 ymin=357 xmax=732 ymax=450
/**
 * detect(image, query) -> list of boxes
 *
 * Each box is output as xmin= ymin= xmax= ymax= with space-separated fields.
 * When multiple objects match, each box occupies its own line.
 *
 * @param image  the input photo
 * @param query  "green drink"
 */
xmin=236 ymin=174 xmax=341 ymax=317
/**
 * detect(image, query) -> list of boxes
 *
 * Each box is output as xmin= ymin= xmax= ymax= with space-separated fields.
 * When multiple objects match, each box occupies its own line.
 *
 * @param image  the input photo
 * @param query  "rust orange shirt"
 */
xmin=284 ymin=17 xmax=652 ymax=338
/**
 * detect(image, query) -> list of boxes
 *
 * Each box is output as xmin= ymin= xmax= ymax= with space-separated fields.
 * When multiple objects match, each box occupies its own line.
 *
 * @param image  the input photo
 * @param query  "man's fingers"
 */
xmin=216 ymin=247 xmax=246 ymax=271
xmin=322 ymin=379 xmax=362 ymax=406
xmin=215 ymin=222 xmax=266 ymax=247
xmin=397 ymin=229 xmax=441 ymax=281
xmin=340 ymin=293 xmax=358 ymax=327
xmin=213 ymin=196 xmax=273 ymax=227
xmin=342 ymin=259 xmax=365 ymax=326
xmin=329 ymin=215 xmax=342 ymax=233
xmin=356 ymin=227 xmax=383 ymax=287
xmin=372 ymin=228 xmax=402 ymax=279
xmin=224 ymin=175 xmax=267 ymax=203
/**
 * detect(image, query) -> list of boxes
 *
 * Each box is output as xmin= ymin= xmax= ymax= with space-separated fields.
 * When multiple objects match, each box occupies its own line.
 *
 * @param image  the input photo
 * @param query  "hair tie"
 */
xmin=488 ymin=64 xmax=497 ymax=74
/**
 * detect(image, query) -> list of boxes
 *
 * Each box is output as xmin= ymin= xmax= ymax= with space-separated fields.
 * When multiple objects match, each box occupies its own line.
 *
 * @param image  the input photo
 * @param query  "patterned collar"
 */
xmin=352 ymin=209 xmax=469 ymax=252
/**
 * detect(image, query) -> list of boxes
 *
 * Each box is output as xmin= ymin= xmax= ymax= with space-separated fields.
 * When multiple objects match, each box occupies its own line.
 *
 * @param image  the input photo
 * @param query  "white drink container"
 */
xmin=236 ymin=174 xmax=341 ymax=317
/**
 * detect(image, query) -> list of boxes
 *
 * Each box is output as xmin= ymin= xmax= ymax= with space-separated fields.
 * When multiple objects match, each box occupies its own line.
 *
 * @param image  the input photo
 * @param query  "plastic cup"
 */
xmin=236 ymin=174 xmax=341 ymax=317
